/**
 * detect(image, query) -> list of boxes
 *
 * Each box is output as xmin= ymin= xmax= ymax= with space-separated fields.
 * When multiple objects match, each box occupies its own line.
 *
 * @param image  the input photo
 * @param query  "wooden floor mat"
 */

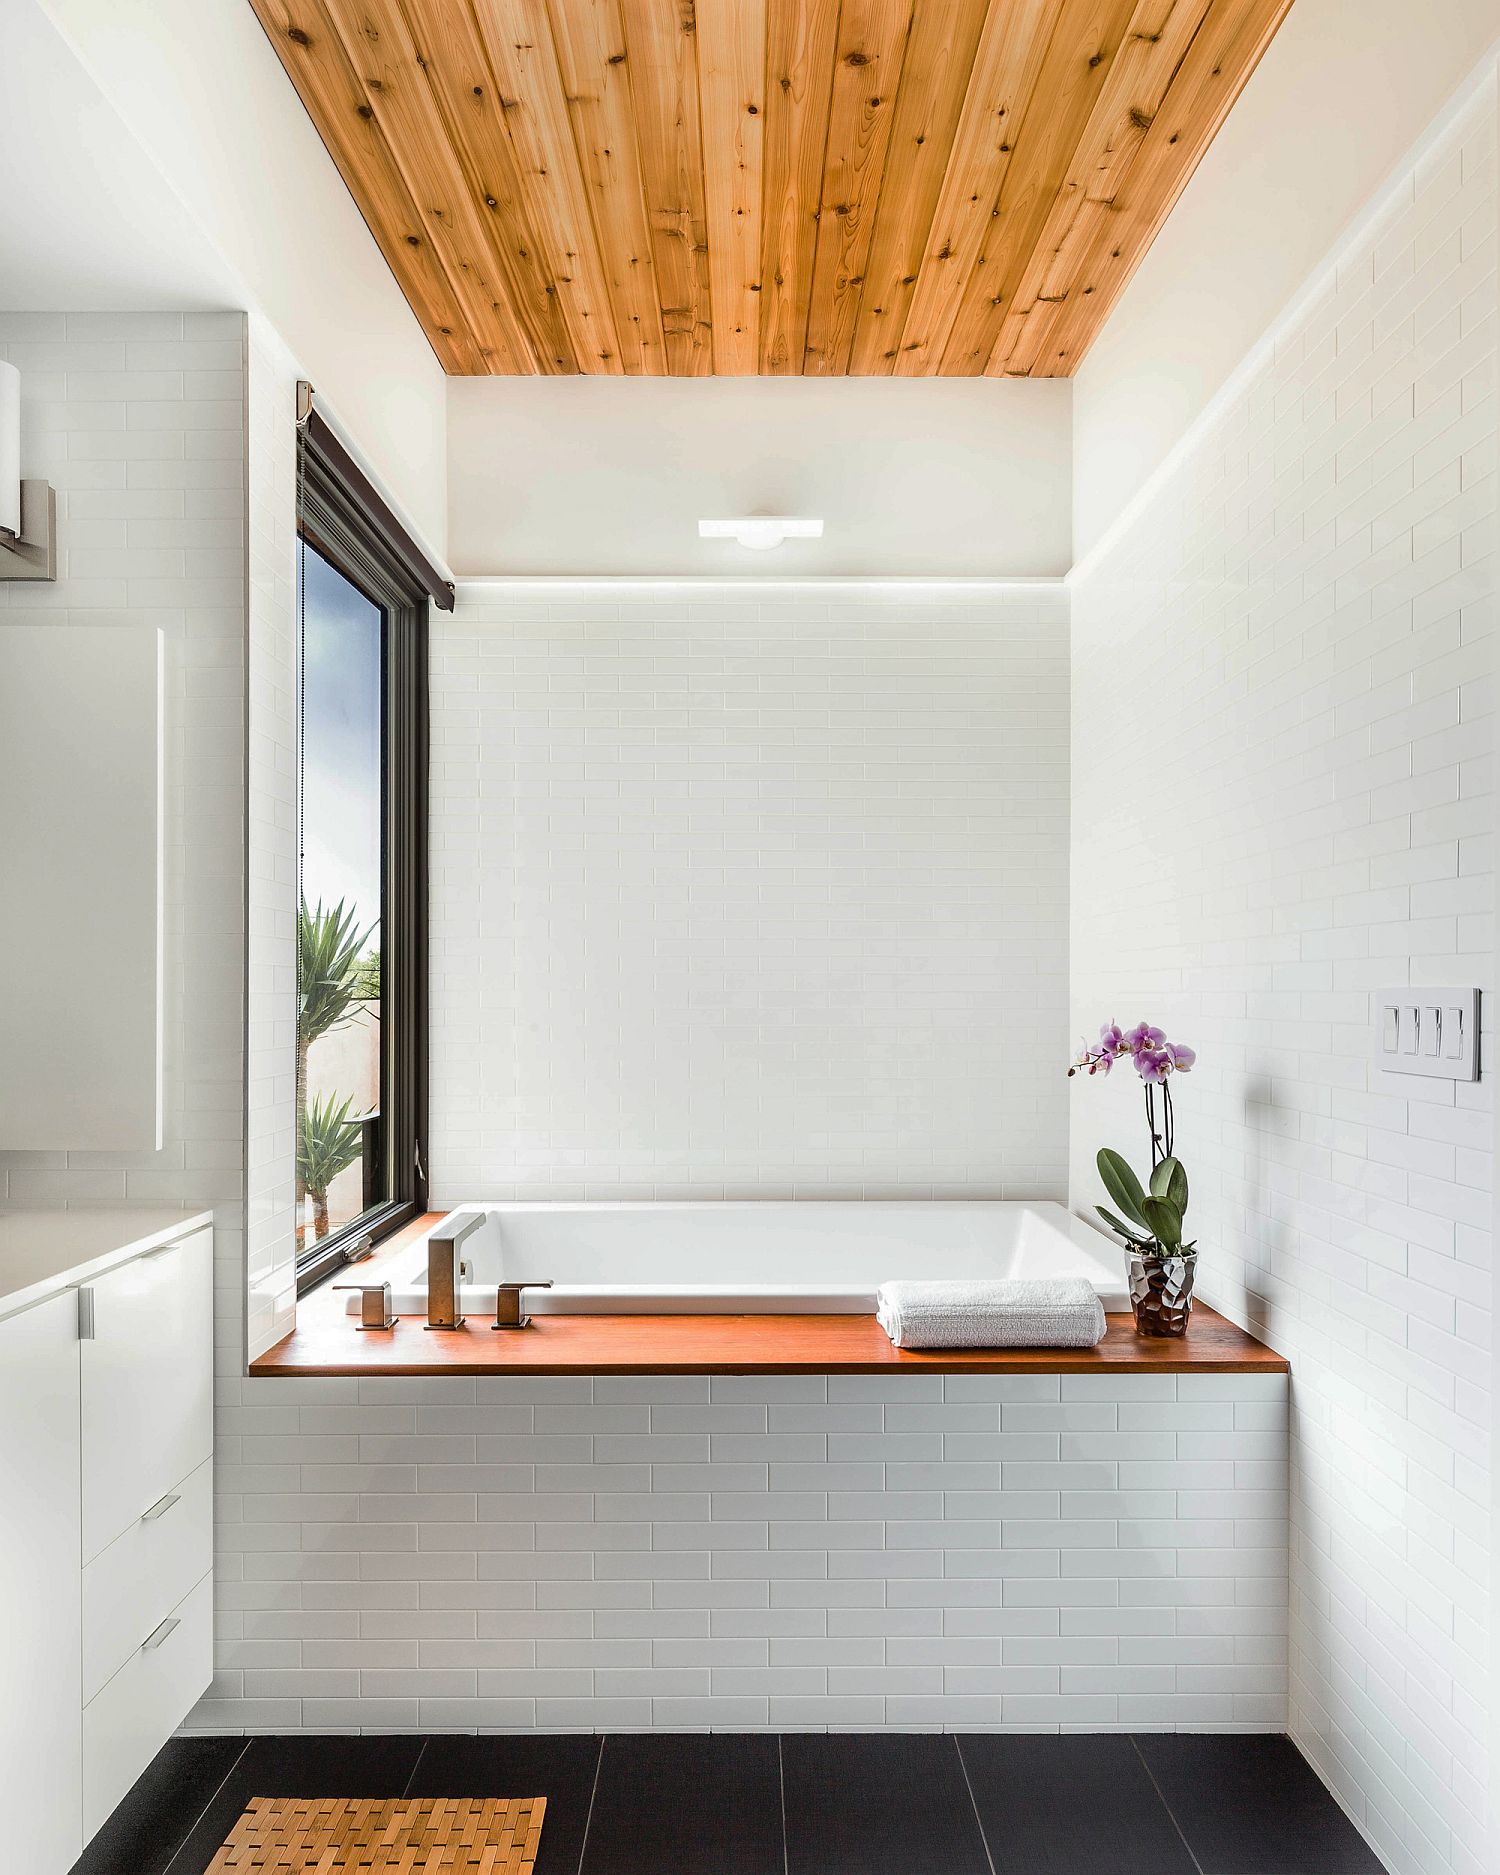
xmin=205 ymin=1795 xmax=546 ymax=1871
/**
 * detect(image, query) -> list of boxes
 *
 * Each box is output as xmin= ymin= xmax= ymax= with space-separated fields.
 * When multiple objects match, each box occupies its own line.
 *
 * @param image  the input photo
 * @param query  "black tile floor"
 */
xmin=71 ymin=1732 xmax=1387 ymax=1875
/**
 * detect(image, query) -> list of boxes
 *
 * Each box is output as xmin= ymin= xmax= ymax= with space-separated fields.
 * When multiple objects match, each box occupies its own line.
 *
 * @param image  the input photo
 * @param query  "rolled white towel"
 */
xmin=876 ymin=1277 xmax=1106 ymax=1350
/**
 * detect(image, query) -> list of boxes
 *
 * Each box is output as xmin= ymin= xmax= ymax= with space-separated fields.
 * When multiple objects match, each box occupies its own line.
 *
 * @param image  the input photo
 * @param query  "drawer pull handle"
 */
xmin=141 ymin=1492 xmax=181 ymax=1523
xmin=141 ymin=1616 xmax=180 ymax=1652
xmin=77 ymin=1287 xmax=95 ymax=1340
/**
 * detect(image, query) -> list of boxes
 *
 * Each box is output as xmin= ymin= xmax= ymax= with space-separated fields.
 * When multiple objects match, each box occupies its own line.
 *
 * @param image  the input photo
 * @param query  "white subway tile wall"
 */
xmin=1070 ymin=74 xmax=1496 ymax=1875
xmin=0 ymin=309 xmax=248 ymax=1343
xmin=190 ymin=1369 xmax=1287 ymax=1733
xmin=428 ymin=584 xmax=1071 ymax=1202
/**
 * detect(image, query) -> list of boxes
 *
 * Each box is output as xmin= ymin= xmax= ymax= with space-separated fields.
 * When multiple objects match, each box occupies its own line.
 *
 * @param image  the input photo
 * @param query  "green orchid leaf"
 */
xmin=1140 ymin=1195 xmax=1184 ymax=1247
xmin=1097 ymin=1147 xmax=1150 ymax=1230
xmin=1149 ymin=1155 xmax=1189 ymax=1215
xmin=1095 ymin=1205 xmax=1151 ymax=1246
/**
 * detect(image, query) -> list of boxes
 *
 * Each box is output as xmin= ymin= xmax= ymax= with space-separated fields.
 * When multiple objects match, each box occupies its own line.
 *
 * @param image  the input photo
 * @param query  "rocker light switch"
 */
xmin=1375 ymin=989 xmax=1479 ymax=1080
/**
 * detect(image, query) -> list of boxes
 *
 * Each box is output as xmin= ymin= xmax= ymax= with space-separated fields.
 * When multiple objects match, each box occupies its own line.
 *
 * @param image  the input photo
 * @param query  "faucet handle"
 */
xmin=491 ymin=1280 xmax=552 ymax=1331
xmin=332 ymin=1281 xmax=397 ymax=1331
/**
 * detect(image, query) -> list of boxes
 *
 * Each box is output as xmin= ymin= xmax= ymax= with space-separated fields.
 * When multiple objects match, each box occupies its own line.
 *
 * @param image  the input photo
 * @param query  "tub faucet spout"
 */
xmin=425 ymin=1212 xmax=484 ymax=1330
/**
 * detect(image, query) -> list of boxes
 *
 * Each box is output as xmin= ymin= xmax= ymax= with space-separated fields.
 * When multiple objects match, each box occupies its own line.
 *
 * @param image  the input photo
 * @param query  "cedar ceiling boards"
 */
xmin=250 ymin=0 xmax=1294 ymax=374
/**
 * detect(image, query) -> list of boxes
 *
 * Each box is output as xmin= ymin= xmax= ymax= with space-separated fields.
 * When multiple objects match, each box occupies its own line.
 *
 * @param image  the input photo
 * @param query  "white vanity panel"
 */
xmin=0 ymin=1211 xmax=213 ymax=1874
xmin=0 ymin=1289 xmax=84 ymax=1875
xmin=0 ymin=624 xmax=163 ymax=1149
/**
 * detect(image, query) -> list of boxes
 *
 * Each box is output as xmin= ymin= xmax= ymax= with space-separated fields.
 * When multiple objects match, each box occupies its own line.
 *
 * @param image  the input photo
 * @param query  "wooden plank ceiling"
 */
xmin=250 ymin=0 xmax=1293 ymax=375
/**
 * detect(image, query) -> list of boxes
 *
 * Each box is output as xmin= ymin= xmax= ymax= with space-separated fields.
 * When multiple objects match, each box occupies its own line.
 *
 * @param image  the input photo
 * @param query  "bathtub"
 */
xmin=368 ymin=1200 xmax=1130 ymax=1316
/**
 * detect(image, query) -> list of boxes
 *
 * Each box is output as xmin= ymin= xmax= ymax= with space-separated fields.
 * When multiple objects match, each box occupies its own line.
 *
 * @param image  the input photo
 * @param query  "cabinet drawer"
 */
xmin=83 ymin=1570 xmax=212 ymax=1841
xmin=83 ymin=1457 xmax=212 ymax=1705
xmin=80 ymin=1226 xmax=213 ymax=1560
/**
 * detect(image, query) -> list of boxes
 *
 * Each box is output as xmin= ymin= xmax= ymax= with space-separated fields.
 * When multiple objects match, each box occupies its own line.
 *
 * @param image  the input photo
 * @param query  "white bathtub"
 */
xmin=368 ymin=1200 xmax=1130 ymax=1316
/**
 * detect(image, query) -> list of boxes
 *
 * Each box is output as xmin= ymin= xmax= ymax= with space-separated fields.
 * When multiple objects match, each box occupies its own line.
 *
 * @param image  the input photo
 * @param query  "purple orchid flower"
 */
xmin=1069 ymin=1018 xmax=1196 ymax=1093
xmin=1070 ymin=1040 xmax=1112 ymax=1076
xmin=1068 ymin=1019 xmax=1198 ymax=1196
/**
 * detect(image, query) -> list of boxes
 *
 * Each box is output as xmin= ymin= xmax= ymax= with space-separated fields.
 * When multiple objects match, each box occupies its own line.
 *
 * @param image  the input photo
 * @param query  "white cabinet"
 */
xmin=0 ymin=1290 xmax=84 ymax=1875
xmin=80 ymin=1225 xmax=214 ymax=1561
xmin=0 ymin=1215 xmax=213 ymax=1874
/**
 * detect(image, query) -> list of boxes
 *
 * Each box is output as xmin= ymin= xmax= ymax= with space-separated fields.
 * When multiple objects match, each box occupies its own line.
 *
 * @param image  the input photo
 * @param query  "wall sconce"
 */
xmin=698 ymin=515 xmax=824 ymax=552
xmin=0 ymin=361 xmax=58 ymax=582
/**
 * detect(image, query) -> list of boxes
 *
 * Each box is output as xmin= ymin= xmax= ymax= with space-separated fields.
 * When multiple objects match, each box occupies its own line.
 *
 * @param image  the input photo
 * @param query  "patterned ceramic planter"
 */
xmin=1127 ymin=1249 xmax=1196 ymax=1336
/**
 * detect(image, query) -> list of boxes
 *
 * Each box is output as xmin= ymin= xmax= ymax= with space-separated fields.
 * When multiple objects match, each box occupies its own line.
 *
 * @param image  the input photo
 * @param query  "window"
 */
xmin=295 ymin=433 xmax=429 ymax=1291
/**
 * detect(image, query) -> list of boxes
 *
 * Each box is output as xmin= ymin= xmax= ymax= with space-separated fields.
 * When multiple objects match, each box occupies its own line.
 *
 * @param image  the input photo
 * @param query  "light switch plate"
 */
xmin=1373 ymin=988 xmax=1479 ymax=1080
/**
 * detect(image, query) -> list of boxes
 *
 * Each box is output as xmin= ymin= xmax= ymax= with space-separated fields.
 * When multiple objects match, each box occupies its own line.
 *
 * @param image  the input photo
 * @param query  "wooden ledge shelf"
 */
xmin=250 ymin=1304 xmax=1285 ymax=1378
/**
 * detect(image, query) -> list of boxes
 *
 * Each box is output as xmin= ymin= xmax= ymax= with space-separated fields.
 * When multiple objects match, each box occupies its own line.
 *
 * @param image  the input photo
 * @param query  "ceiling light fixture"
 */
xmin=698 ymin=515 xmax=824 ymax=552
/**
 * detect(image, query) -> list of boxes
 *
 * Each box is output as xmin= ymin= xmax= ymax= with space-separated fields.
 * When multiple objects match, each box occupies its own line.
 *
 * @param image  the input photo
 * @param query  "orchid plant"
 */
xmin=1069 ymin=1021 xmax=1198 ymax=1258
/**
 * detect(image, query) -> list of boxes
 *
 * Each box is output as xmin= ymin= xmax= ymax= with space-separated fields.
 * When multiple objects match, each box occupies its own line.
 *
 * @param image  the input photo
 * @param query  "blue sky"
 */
xmin=300 ymin=542 xmax=381 ymax=944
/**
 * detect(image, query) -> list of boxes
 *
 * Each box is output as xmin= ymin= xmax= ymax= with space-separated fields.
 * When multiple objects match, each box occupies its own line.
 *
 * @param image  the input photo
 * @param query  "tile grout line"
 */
xmin=951 ymin=1735 xmax=999 ymax=1875
xmin=572 ymin=1733 xmax=607 ymax=1875
xmin=776 ymin=1733 xmax=790 ymax=1875
xmin=159 ymin=1737 xmax=252 ymax=1875
xmin=1129 ymin=1736 xmax=1206 ymax=1875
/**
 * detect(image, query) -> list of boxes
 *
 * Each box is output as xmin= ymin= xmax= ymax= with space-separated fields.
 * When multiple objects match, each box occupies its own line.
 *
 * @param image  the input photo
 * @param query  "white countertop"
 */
xmin=0 ymin=1207 xmax=214 ymax=1321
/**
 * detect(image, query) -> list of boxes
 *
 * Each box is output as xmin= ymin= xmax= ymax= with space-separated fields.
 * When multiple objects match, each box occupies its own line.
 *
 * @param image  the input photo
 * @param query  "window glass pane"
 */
xmin=297 ymin=540 xmax=385 ymax=1254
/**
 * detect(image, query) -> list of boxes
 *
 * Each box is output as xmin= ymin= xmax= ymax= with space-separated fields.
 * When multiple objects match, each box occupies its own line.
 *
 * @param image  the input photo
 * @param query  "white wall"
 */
xmin=0 ymin=3 xmax=238 ymax=314
xmin=1073 ymin=0 xmax=1500 ymax=563
xmin=428 ymin=582 xmax=1071 ymax=1201
xmin=35 ymin=0 xmax=449 ymax=559
xmin=0 ymin=308 xmax=249 ymax=1355
xmin=1070 ymin=68 xmax=1496 ymax=1875
xmin=447 ymin=379 xmax=1072 ymax=577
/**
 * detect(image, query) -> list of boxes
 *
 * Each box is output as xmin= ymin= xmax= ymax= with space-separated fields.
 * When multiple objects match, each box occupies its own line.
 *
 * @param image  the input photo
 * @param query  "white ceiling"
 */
xmin=447 ymin=376 xmax=1072 ymax=579
xmin=0 ymin=1 xmax=239 ymax=310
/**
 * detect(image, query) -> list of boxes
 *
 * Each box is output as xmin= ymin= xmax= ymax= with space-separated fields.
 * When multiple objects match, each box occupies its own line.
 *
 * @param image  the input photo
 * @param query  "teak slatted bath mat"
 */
xmin=205 ymin=1795 xmax=546 ymax=1872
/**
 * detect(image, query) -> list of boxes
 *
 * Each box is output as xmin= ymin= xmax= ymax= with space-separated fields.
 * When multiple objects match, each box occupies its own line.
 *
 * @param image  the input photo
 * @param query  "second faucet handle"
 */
xmin=492 ymin=1281 xmax=552 ymax=1331
xmin=332 ymin=1281 xmax=396 ymax=1331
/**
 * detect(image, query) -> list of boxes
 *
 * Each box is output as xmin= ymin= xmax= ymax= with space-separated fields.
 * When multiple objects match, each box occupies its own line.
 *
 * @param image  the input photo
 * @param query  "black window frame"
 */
xmin=294 ymin=443 xmax=429 ymax=1295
